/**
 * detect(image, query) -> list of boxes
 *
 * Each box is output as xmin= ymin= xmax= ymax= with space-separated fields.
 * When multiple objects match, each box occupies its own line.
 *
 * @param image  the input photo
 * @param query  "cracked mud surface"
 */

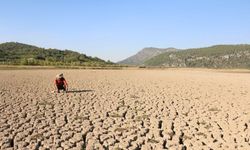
xmin=0 ymin=69 xmax=250 ymax=150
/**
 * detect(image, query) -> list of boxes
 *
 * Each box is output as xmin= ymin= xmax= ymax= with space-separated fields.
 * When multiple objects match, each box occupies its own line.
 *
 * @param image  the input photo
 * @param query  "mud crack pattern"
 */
xmin=0 ymin=69 xmax=250 ymax=149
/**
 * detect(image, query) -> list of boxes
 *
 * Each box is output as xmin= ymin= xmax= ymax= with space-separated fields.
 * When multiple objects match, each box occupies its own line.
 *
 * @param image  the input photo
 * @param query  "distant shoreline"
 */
xmin=0 ymin=65 xmax=127 ymax=70
xmin=1 ymin=65 xmax=250 ymax=73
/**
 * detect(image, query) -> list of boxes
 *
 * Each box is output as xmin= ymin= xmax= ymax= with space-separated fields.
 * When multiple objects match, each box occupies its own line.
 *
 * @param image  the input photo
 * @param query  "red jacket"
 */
xmin=54 ymin=77 xmax=67 ymax=86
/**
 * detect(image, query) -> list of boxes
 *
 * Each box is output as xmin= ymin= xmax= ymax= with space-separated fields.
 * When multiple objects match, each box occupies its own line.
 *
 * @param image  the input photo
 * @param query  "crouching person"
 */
xmin=54 ymin=73 xmax=68 ymax=93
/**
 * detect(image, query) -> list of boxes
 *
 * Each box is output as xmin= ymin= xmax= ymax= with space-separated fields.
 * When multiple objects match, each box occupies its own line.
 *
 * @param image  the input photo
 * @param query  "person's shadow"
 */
xmin=66 ymin=89 xmax=94 ymax=93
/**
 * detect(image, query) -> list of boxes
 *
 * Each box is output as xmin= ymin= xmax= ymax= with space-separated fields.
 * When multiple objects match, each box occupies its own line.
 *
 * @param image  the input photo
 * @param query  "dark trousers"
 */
xmin=57 ymin=85 xmax=66 ymax=92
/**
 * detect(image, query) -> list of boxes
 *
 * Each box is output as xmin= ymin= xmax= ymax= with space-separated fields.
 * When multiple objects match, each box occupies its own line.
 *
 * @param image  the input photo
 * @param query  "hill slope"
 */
xmin=0 ymin=42 xmax=112 ymax=66
xmin=118 ymin=47 xmax=178 ymax=65
xmin=145 ymin=45 xmax=250 ymax=68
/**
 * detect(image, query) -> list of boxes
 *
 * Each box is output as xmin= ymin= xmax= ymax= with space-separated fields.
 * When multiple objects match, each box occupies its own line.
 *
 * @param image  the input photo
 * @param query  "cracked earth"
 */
xmin=0 ymin=69 xmax=250 ymax=150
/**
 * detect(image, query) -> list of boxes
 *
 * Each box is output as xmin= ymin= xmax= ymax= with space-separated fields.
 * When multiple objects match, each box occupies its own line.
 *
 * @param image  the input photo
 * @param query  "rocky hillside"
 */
xmin=0 ymin=42 xmax=113 ymax=66
xmin=118 ymin=47 xmax=178 ymax=65
xmin=145 ymin=45 xmax=250 ymax=68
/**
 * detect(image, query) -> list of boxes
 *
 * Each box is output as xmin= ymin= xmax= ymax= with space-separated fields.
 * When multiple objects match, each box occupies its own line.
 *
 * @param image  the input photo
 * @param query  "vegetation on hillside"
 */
xmin=2 ymin=42 xmax=250 ymax=69
xmin=0 ymin=42 xmax=114 ymax=66
xmin=145 ymin=45 xmax=250 ymax=68
xmin=118 ymin=47 xmax=178 ymax=65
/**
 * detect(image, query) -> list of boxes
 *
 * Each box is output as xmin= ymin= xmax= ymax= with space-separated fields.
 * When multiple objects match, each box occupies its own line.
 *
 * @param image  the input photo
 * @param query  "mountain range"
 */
xmin=1 ymin=42 xmax=250 ymax=69
xmin=118 ymin=47 xmax=178 ymax=65
xmin=120 ymin=44 xmax=250 ymax=69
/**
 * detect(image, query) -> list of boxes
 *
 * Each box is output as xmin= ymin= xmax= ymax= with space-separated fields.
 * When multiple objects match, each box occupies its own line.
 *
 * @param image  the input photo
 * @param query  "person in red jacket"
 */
xmin=54 ymin=73 xmax=68 ymax=93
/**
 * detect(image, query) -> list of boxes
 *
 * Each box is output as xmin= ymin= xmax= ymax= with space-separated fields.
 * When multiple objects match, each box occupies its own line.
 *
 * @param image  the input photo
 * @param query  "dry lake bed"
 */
xmin=0 ymin=69 xmax=250 ymax=150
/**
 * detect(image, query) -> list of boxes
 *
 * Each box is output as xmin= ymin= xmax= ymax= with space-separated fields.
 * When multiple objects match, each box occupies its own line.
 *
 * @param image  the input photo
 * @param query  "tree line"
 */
xmin=0 ymin=42 xmax=114 ymax=66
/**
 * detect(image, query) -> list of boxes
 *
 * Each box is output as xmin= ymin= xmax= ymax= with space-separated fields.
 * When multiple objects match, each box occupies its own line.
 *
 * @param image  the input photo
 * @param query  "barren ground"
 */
xmin=0 ymin=69 xmax=250 ymax=150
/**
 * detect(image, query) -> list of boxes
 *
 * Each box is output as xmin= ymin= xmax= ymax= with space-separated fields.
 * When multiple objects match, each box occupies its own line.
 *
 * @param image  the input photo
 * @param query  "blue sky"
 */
xmin=1 ymin=0 xmax=250 ymax=61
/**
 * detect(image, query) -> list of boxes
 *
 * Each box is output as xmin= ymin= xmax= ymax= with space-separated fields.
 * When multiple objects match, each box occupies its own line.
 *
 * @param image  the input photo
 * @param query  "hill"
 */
xmin=118 ymin=47 xmax=178 ymax=65
xmin=145 ymin=45 xmax=250 ymax=68
xmin=0 ymin=42 xmax=113 ymax=66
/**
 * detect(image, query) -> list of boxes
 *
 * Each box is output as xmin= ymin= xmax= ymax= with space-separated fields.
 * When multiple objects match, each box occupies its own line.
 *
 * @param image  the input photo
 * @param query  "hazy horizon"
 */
xmin=1 ymin=0 xmax=250 ymax=62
